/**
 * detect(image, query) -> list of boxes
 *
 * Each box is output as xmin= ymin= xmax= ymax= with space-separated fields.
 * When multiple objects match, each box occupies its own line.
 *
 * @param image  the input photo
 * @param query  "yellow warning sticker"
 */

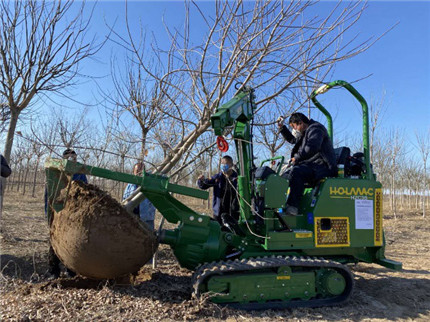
xmin=295 ymin=232 xmax=312 ymax=238
xmin=374 ymin=188 xmax=383 ymax=246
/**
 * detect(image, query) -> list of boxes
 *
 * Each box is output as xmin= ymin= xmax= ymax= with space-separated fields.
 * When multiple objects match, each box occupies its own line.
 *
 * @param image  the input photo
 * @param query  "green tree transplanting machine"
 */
xmin=45 ymin=80 xmax=401 ymax=309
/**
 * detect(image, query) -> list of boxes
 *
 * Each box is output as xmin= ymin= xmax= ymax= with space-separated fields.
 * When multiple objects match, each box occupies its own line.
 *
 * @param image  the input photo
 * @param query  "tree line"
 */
xmin=1 ymin=1 xmax=428 ymax=217
xmin=6 ymin=113 xmax=430 ymax=218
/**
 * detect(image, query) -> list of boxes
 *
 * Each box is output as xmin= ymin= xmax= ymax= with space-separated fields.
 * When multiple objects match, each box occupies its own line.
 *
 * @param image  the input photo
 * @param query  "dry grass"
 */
xmin=1 ymin=189 xmax=430 ymax=321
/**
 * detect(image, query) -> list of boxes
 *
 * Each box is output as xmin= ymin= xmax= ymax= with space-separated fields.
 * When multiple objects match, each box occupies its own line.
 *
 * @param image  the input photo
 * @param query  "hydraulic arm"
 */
xmin=211 ymin=87 xmax=256 ymax=230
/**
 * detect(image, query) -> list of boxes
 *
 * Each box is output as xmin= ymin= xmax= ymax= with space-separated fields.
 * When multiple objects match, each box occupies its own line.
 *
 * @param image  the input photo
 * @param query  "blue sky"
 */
xmin=327 ymin=1 xmax=430 ymax=140
xmin=27 ymin=1 xmax=430 ymax=157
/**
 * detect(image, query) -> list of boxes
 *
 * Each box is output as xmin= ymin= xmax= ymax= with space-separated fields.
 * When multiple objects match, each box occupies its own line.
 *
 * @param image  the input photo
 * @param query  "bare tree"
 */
xmin=369 ymin=91 xmax=388 ymax=161
xmin=385 ymin=129 xmax=406 ymax=217
xmin=415 ymin=129 xmax=430 ymax=218
xmin=253 ymin=99 xmax=295 ymax=159
xmin=8 ymin=137 xmax=27 ymax=192
xmin=400 ymin=158 xmax=420 ymax=210
xmin=109 ymin=56 xmax=167 ymax=159
xmin=0 ymin=100 xmax=10 ymax=133
xmin=111 ymin=0 xmax=377 ymax=175
xmin=20 ymin=139 xmax=34 ymax=195
xmin=55 ymin=110 xmax=92 ymax=150
xmin=31 ymin=140 xmax=47 ymax=197
xmin=0 ymin=0 xmax=101 ymax=162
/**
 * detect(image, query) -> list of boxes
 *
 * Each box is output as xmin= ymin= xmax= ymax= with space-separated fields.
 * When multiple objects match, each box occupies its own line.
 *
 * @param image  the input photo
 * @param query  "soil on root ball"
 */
xmin=50 ymin=181 xmax=158 ymax=279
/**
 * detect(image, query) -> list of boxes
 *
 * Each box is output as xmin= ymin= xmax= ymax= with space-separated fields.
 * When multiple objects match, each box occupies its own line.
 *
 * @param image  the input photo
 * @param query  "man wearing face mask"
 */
xmin=277 ymin=113 xmax=337 ymax=216
xmin=197 ymin=155 xmax=239 ymax=227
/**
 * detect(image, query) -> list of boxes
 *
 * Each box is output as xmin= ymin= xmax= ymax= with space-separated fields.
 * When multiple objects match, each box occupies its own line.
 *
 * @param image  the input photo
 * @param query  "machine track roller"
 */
xmin=192 ymin=256 xmax=354 ymax=309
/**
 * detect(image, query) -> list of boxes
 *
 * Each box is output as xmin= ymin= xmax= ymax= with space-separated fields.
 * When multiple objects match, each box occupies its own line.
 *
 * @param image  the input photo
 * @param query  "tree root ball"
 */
xmin=50 ymin=181 xmax=158 ymax=279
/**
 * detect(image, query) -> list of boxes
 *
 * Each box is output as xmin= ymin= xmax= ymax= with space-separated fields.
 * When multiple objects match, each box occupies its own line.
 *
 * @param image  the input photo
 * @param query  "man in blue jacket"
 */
xmin=122 ymin=162 xmax=156 ymax=231
xmin=278 ymin=113 xmax=337 ymax=216
xmin=197 ymin=155 xmax=239 ymax=228
xmin=62 ymin=149 xmax=88 ymax=183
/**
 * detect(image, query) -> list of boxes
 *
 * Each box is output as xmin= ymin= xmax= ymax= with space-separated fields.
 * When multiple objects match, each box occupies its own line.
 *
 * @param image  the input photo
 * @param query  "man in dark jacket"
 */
xmin=197 ymin=155 xmax=239 ymax=227
xmin=1 ymin=154 xmax=12 ymax=214
xmin=1 ymin=154 xmax=11 ymax=178
xmin=278 ymin=113 xmax=337 ymax=215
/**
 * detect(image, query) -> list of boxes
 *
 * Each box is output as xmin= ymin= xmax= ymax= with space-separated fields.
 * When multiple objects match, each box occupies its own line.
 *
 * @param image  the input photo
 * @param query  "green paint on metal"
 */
xmin=211 ymin=89 xmax=254 ymax=136
xmin=376 ymin=258 xmax=402 ymax=271
xmin=207 ymin=270 xmax=316 ymax=303
xmin=311 ymin=80 xmax=372 ymax=180
xmin=261 ymin=175 xmax=289 ymax=208
xmin=320 ymin=270 xmax=346 ymax=296
xmin=211 ymin=88 xmax=256 ymax=230
xmin=260 ymin=156 xmax=285 ymax=175
xmin=45 ymin=157 xmax=209 ymax=226
xmin=264 ymin=230 xmax=314 ymax=250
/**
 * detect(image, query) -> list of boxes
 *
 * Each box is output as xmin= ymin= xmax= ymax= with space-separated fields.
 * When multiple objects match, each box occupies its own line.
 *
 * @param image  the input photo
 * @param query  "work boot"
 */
xmin=285 ymin=205 xmax=299 ymax=216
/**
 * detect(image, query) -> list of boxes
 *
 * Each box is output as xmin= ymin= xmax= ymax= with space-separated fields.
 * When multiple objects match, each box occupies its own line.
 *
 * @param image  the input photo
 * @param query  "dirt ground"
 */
xmin=1 ymin=189 xmax=430 ymax=321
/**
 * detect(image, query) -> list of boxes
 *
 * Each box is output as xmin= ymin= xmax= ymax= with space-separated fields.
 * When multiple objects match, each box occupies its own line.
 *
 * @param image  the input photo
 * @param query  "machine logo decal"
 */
xmin=329 ymin=186 xmax=374 ymax=199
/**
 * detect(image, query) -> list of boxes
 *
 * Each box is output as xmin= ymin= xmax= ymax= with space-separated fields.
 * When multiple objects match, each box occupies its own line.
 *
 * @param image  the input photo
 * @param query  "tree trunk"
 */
xmin=6 ymin=171 xmax=14 ymax=191
xmin=17 ymin=167 xmax=22 ymax=192
xmin=22 ymin=164 xmax=30 ymax=195
xmin=416 ymin=191 xmax=419 ymax=209
xmin=3 ymin=111 xmax=20 ymax=162
xmin=426 ymin=191 xmax=430 ymax=208
xmin=423 ymin=167 xmax=427 ymax=218
xmin=2 ymin=110 xmax=20 ymax=197
xmin=391 ymin=174 xmax=396 ymax=218
xmin=408 ymin=181 xmax=412 ymax=209
xmin=140 ymin=130 xmax=148 ymax=160
xmin=157 ymin=122 xmax=211 ymax=174
xmin=32 ymin=157 xmax=41 ymax=197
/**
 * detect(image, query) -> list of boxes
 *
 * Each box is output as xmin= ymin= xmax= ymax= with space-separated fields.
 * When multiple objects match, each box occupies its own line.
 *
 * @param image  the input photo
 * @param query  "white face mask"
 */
xmin=292 ymin=128 xmax=301 ymax=139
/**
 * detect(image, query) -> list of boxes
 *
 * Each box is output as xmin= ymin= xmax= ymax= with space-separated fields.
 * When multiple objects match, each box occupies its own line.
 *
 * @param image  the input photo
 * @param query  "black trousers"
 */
xmin=282 ymin=163 xmax=334 ymax=208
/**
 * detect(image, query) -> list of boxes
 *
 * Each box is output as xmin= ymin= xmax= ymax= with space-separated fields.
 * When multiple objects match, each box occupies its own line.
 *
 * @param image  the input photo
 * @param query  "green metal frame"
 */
xmin=311 ymin=80 xmax=372 ymax=180
xmin=260 ymin=156 xmax=285 ymax=175
xmin=211 ymin=87 xmax=257 ymax=230
xmin=45 ymin=158 xmax=208 ymax=225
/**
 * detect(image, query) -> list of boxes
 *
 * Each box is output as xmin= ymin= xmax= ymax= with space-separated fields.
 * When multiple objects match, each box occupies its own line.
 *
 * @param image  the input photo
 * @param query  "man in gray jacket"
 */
xmin=278 ymin=113 xmax=337 ymax=215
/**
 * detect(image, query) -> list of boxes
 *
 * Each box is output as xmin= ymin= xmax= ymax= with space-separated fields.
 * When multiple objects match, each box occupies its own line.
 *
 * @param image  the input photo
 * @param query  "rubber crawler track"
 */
xmin=192 ymin=256 xmax=354 ymax=310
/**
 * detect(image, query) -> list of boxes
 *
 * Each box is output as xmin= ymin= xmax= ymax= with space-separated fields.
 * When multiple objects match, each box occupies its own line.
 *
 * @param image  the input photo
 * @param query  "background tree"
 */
xmin=109 ymin=56 xmax=167 ymax=160
xmin=415 ymin=129 xmax=430 ymax=218
xmin=253 ymin=98 xmax=297 ymax=160
xmin=111 ymin=0 xmax=378 ymax=175
xmin=0 ymin=99 xmax=10 ymax=133
xmin=369 ymin=91 xmax=388 ymax=161
xmin=30 ymin=140 xmax=47 ymax=197
xmin=386 ymin=129 xmax=406 ymax=217
xmin=0 ymin=0 xmax=101 ymax=162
